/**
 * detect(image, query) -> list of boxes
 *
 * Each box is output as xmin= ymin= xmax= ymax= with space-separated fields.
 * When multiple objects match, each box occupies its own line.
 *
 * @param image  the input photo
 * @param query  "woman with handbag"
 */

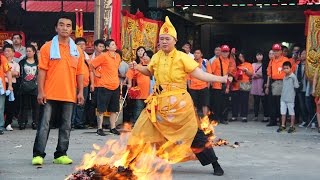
xmin=251 ymin=52 xmax=269 ymax=122
xmin=126 ymin=50 xmax=153 ymax=124
xmin=18 ymin=45 xmax=39 ymax=130
xmin=236 ymin=52 xmax=253 ymax=122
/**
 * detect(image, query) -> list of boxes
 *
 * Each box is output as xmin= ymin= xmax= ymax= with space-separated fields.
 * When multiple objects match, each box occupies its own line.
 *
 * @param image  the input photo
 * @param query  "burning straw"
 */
xmin=67 ymin=116 xmax=236 ymax=180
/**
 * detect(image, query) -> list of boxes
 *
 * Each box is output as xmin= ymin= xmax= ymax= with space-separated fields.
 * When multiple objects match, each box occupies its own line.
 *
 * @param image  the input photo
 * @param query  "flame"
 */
xmin=199 ymin=115 xmax=229 ymax=148
xmin=68 ymin=116 xmax=230 ymax=179
xmin=68 ymin=124 xmax=173 ymax=180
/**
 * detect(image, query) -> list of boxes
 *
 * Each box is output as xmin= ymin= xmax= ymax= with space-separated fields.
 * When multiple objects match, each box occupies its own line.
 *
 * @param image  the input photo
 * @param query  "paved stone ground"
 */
xmin=1 ymin=120 xmax=320 ymax=180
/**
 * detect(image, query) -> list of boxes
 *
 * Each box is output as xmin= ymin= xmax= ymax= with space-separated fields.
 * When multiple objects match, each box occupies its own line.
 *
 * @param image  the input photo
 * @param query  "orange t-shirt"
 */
xmin=0 ymin=55 xmax=10 ymax=91
xmin=90 ymin=52 xmax=121 ymax=90
xmin=126 ymin=68 xmax=150 ymax=99
xmin=83 ymin=62 xmax=90 ymax=87
xmin=238 ymin=62 xmax=253 ymax=83
xmin=267 ymin=56 xmax=289 ymax=80
xmin=38 ymin=41 xmax=85 ymax=103
xmin=188 ymin=58 xmax=210 ymax=90
xmin=210 ymin=57 xmax=229 ymax=89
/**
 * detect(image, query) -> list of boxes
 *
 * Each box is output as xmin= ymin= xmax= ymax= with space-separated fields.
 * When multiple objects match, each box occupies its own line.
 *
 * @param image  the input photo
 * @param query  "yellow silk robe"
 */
xmin=127 ymin=48 xmax=200 ymax=163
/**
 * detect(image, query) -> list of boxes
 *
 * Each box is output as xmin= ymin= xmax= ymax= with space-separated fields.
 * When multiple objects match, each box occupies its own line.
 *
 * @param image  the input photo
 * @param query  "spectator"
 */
xmin=12 ymin=34 xmax=26 ymax=62
xmin=295 ymin=49 xmax=309 ymax=128
xmin=135 ymin=46 xmax=146 ymax=64
xmin=29 ymin=40 xmax=40 ymax=58
xmin=209 ymin=45 xmax=233 ymax=124
xmin=188 ymin=49 xmax=210 ymax=117
xmin=18 ymin=45 xmax=39 ymax=130
xmin=277 ymin=61 xmax=299 ymax=133
xmin=251 ymin=52 xmax=269 ymax=122
xmin=90 ymin=39 xmax=105 ymax=60
xmin=89 ymin=39 xmax=121 ymax=136
xmin=118 ymin=50 xmax=131 ymax=124
xmin=265 ymin=44 xmax=289 ymax=126
xmin=182 ymin=42 xmax=194 ymax=59
xmin=235 ymin=52 xmax=253 ymax=122
xmin=71 ymin=37 xmax=91 ymax=129
xmin=74 ymin=37 xmax=90 ymax=60
xmin=0 ymin=53 xmax=13 ymax=135
xmin=262 ymin=50 xmax=274 ymax=123
xmin=126 ymin=50 xmax=153 ymax=123
xmin=3 ymin=44 xmax=20 ymax=131
xmin=85 ymin=39 xmax=105 ymax=128
xmin=305 ymin=80 xmax=316 ymax=129
xmin=209 ymin=46 xmax=221 ymax=64
xmin=32 ymin=16 xmax=85 ymax=166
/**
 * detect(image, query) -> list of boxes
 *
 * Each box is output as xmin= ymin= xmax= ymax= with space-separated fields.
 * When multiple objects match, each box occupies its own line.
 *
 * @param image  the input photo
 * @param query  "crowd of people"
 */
xmin=0 ymin=22 xmax=319 ymax=137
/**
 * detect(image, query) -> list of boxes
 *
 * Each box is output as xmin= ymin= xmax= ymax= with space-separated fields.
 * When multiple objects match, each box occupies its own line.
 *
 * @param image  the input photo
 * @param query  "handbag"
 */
xmin=20 ymin=79 xmax=37 ymax=93
xmin=128 ymin=70 xmax=141 ymax=99
xmin=271 ymin=80 xmax=283 ymax=96
xmin=240 ymin=82 xmax=252 ymax=91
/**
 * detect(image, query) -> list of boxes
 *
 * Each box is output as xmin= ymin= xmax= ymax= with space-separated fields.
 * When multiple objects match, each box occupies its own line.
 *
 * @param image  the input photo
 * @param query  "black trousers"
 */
xmin=18 ymin=94 xmax=39 ymax=126
xmin=253 ymin=95 xmax=269 ymax=117
xmin=4 ymin=83 xmax=19 ymax=127
xmin=296 ymin=92 xmax=308 ymax=123
xmin=191 ymin=129 xmax=218 ymax=166
xmin=122 ymin=85 xmax=134 ymax=123
xmin=270 ymin=95 xmax=281 ymax=124
xmin=85 ymin=91 xmax=97 ymax=127
xmin=210 ymin=89 xmax=228 ymax=122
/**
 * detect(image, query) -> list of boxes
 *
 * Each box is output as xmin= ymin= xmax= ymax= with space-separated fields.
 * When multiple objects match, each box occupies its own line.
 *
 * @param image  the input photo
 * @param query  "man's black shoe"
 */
xmin=266 ymin=123 xmax=277 ymax=127
xmin=19 ymin=124 xmax=26 ymax=130
xmin=0 ymin=129 xmax=3 ymax=135
xmin=212 ymin=161 xmax=224 ymax=176
xmin=110 ymin=128 xmax=120 ymax=135
xmin=96 ymin=129 xmax=106 ymax=136
xmin=31 ymin=122 xmax=37 ymax=130
xmin=220 ymin=120 xmax=228 ymax=125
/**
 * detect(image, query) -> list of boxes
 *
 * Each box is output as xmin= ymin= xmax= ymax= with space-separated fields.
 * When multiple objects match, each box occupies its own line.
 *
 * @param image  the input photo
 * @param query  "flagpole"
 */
xmin=94 ymin=0 xmax=102 ymax=39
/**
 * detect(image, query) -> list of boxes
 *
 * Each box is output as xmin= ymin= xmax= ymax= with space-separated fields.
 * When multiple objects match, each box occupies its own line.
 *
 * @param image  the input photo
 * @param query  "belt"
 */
xmin=146 ymin=89 xmax=187 ymax=123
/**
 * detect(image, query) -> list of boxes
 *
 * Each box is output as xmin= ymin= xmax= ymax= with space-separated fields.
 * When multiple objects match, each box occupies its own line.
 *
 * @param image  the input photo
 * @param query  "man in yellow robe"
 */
xmin=122 ymin=16 xmax=227 ymax=176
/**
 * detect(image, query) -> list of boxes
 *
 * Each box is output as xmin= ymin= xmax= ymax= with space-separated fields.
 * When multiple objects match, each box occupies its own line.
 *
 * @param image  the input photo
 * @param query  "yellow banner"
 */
xmin=121 ymin=11 xmax=161 ymax=62
xmin=306 ymin=15 xmax=320 ymax=96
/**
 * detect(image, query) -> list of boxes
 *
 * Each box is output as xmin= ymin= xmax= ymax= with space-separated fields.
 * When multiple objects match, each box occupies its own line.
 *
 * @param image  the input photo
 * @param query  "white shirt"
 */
xmin=187 ymin=52 xmax=194 ymax=59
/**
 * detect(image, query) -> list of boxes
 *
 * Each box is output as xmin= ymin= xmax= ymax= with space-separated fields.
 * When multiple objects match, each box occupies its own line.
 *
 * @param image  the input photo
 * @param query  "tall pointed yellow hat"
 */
xmin=159 ymin=16 xmax=177 ymax=39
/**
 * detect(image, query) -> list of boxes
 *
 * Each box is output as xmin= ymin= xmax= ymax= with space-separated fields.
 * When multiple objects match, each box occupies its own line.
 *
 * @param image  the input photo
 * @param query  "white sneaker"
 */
xmin=311 ymin=123 xmax=316 ymax=129
xmin=299 ymin=122 xmax=307 ymax=128
xmin=6 ymin=124 xmax=13 ymax=131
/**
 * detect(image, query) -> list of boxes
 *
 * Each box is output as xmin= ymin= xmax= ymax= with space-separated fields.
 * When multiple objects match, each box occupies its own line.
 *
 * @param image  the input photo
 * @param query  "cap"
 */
xmin=4 ymin=39 xmax=13 ymax=45
xmin=272 ymin=44 xmax=282 ymax=51
xmin=221 ymin=45 xmax=230 ymax=52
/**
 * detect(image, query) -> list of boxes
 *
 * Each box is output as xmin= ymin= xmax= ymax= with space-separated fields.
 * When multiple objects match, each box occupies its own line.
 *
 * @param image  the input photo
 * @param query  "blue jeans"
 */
xmin=33 ymin=100 xmax=74 ymax=158
xmin=72 ymin=86 xmax=89 ymax=127
xmin=133 ymin=99 xmax=146 ymax=123
xmin=0 ymin=95 xmax=6 ymax=130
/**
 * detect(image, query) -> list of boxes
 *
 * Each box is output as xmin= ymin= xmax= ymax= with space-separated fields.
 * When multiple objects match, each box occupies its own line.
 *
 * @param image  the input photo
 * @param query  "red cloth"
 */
xmin=111 ymin=0 xmax=122 ymax=49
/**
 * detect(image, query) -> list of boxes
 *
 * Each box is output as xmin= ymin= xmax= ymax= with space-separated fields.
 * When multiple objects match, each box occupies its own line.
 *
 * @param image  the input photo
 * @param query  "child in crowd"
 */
xmin=277 ymin=61 xmax=299 ymax=133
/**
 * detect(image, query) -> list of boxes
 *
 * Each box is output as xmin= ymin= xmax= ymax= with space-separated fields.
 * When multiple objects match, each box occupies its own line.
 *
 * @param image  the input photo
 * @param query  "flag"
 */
xmin=110 ymin=0 xmax=121 ymax=48
xmin=75 ymin=9 xmax=84 ymax=38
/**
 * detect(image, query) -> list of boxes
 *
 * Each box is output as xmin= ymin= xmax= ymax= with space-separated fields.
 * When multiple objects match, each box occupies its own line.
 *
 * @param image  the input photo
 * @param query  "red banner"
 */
xmin=0 ymin=31 xmax=26 ymax=49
